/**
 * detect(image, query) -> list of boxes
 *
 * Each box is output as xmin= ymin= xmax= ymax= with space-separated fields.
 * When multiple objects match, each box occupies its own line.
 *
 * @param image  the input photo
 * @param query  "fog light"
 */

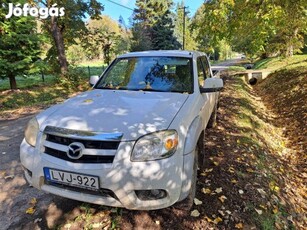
xmin=135 ymin=189 xmax=167 ymax=200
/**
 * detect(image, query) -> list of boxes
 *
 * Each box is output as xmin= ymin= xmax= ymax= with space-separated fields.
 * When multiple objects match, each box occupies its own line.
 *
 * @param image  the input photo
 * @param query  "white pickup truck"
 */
xmin=20 ymin=50 xmax=223 ymax=210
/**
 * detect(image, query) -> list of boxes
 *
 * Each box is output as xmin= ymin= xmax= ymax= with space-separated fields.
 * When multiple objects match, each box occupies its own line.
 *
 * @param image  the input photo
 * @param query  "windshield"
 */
xmin=95 ymin=56 xmax=193 ymax=93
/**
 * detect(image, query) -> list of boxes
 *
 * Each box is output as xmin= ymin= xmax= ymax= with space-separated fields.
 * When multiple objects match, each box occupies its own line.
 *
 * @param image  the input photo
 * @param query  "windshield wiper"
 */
xmin=95 ymin=87 xmax=115 ymax=90
xmin=140 ymin=88 xmax=166 ymax=92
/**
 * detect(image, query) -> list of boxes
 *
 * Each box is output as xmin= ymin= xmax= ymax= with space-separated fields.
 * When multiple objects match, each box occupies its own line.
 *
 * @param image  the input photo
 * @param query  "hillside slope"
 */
xmin=255 ymin=63 xmax=306 ymax=163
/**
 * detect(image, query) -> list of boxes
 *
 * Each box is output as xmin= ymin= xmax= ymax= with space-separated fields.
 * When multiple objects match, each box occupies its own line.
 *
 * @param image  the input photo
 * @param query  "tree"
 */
xmin=80 ymin=15 xmax=131 ymax=64
xmin=0 ymin=0 xmax=41 ymax=89
xmin=192 ymin=0 xmax=307 ymax=58
xmin=174 ymin=1 xmax=198 ymax=50
xmin=131 ymin=0 xmax=179 ymax=51
xmin=33 ymin=0 xmax=103 ymax=74
xmin=151 ymin=9 xmax=180 ymax=50
xmin=192 ymin=1 xmax=232 ymax=51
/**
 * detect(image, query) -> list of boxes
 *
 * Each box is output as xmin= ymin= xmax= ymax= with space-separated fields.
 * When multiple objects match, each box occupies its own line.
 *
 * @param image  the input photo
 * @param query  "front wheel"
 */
xmin=173 ymin=146 xmax=198 ymax=211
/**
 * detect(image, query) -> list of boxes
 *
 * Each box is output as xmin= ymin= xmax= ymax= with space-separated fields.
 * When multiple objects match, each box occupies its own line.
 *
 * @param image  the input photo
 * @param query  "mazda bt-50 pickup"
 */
xmin=20 ymin=50 xmax=223 ymax=210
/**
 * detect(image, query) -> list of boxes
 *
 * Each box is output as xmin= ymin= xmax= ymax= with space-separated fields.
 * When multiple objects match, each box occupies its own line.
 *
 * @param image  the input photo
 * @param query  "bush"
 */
xmin=56 ymin=67 xmax=86 ymax=89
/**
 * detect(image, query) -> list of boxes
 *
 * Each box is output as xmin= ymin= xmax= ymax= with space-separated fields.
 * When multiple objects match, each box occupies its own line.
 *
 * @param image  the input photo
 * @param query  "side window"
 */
xmin=201 ymin=56 xmax=211 ymax=79
xmin=197 ymin=57 xmax=205 ymax=86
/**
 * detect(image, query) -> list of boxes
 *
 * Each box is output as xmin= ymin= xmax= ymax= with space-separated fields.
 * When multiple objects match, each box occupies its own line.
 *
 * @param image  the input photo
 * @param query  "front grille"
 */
xmin=45 ymin=180 xmax=118 ymax=200
xmin=46 ymin=134 xmax=119 ymax=150
xmin=44 ymin=147 xmax=115 ymax=163
xmin=43 ymin=126 xmax=123 ymax=164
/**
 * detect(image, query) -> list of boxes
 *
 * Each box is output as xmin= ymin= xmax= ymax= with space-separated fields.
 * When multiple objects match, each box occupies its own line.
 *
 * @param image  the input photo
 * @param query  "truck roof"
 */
xmin=118 ymin=50 xmax=205 ymax=58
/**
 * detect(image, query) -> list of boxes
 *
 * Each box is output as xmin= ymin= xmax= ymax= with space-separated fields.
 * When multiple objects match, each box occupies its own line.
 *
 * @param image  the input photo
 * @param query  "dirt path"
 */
xmin=0 ymin=66 xmax=305 ymax=229
xmin=0 ymin=115 xmax=86 ymax=229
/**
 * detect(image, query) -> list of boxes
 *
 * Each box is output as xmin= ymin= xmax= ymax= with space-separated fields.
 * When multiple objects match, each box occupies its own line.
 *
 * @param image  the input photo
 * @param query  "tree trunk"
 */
xmin=9 ymin=75 xmax=17 ymax=90
xmin=50 ymin=16 xmax=68 ymax=75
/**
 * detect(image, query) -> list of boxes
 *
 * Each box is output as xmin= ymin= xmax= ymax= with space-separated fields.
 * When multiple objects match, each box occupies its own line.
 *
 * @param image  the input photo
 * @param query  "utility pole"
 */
xmin=179 ymin=6 xmax=189 ymax=50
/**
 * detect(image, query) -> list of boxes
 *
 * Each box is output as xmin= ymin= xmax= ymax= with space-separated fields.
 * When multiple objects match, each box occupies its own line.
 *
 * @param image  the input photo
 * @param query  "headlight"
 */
xmin=24 ymin=117 xmax=39 ymax=147
xmin=131 ymin=130 xmax=178 ymax=162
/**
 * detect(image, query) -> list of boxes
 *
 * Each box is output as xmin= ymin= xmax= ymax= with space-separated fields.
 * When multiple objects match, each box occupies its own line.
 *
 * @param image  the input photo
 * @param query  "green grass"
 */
xmin=0 ymin=65 xmax=106 ymax=91
xmin=0 ymin=74 xmax=56 ymax=91
xmin=227 ymin=66 xmax=246 ymax=71
xmin=254 ymin=54 xmax=307 ymax=70
xmin=77 ymin=66 xmax=106 ymax=77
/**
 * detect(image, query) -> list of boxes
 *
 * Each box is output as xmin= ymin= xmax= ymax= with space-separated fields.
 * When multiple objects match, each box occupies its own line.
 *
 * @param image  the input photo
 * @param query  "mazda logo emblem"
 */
xmin=67 ymin=142 xmax=84 ymax=159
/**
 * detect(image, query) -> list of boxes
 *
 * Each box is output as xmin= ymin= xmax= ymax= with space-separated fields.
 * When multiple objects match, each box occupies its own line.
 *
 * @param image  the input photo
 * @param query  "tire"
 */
xmin=207 ymin=101 xmax=218 ymax=128
xmin=198 ymin=132 xmax=205 ymax=169
xmin=174 ymin=146 xmax=199 ymax=211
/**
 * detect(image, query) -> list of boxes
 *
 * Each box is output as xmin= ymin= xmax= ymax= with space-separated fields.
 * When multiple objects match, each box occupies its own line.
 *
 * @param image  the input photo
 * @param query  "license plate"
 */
xmin=44 ymin=168 xmax=99 ymax=191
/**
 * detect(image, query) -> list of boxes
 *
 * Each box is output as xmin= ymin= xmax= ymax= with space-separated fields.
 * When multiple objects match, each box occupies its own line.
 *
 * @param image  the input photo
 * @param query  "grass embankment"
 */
xmin=192 ymin=74 xmax=300 ymax=229
xmin=254 ymin=55 xmax=307 ymax=70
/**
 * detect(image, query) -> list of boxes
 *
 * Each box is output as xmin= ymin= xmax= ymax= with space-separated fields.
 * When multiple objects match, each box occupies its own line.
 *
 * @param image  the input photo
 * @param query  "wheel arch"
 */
xmin=178 ymin=116 xmax=205 ymax=201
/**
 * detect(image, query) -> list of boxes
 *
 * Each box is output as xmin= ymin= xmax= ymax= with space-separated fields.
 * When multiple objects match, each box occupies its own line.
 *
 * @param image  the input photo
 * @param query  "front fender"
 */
xmin=179 ymin=116 xmax=204 ymax=201
xmin=183 ymin=116 xmax=203 ymax=155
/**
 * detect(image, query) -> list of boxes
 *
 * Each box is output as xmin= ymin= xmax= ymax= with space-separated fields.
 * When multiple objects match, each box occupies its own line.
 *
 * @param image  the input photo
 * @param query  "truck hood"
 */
xmin=38 ymin=89 xmax=189 ymax=141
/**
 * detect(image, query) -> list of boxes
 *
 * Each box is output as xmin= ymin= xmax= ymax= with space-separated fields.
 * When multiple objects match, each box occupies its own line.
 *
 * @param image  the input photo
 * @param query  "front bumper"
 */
xmin=20 ymin=137 xmax=183 ymax=210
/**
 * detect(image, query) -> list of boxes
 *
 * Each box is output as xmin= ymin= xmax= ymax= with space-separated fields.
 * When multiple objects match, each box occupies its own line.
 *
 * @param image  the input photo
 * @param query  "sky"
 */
xmin=99 ymin=0 xmax=203 ymax=26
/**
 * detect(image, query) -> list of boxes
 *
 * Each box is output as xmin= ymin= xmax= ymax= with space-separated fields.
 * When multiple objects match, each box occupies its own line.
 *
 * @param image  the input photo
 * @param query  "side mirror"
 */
xmin=200 ymin=78 xmax=223 ymax=93
xmin=89 ymin=75 xmax=99 ymax=86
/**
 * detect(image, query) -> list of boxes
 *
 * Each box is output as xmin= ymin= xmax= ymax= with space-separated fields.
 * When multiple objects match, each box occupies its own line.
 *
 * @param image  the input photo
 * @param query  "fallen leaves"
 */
xmin=26 ymin=207 xmax=35 ymax=215
xmin=257 ymin=188 xmax=267 ymax=198
xmin=218 ymin=195 xmax=227 ymax=203
xmin=254 ymin=208 xmax=263 ymax=215
xmin=4 ymin=175 xmax=14 ymax=180
xmin=213 ymin=217 xmax=223 ymax=224
xmin=194 ymin=198 xmax=203 ymax=205
xmin=246 ymin=168 xmax=255 ymax=173
xmin=273 ymin=206 xmax=279 ymax=214
xmin=200 ymin=168 xmax=213 ymax=176
xmin=228 ymin=167 xmax=235 ymax=174
xmin=269 ymin=181 xmax=280 ymax=192
xmin=215 ymin=187 xmax=223 ymax=194
xmin=30 ymin=198 xmax=37 ymax=206
xmin=190 ymin=210 xmax=200 ymax=217
xmin=25 ymin=197 xmax=37 ymax=215
xmin=202 ymin=188 xmax=211 ymax=194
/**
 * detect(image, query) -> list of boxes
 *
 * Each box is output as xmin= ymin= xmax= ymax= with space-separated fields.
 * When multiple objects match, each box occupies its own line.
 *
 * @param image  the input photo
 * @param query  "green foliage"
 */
xmin=0 ymin=0 xmax=41 ymax=89
xmin=192 ymin=0 xmax=307 ymax=58
xmin=83 ymin=15 xmax=130 ymax=64
xmin=151 ymin=10 xmax=180 ymax=50
xmin=192 ymin=0 xmax=232 ymax=51
xmin=56 ymin=66 xmax=86 ymax=89
xmin=173 ymin=1 xmax=198 ymax=50
xmin=66 ymin=15 xmax=131 ymax=65
xmin=34 ymin=0 xmax=104 ymax=74
xmin=131 ymin=0 xmax=180 ymax=51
